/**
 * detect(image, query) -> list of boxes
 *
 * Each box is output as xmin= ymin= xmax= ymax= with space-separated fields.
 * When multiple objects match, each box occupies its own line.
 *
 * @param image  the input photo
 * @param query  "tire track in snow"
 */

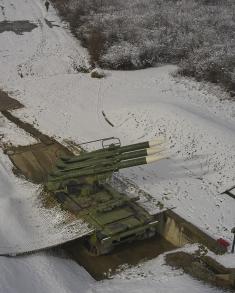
xmin=17 ymin=0 xmax=47 ymax=78
xmin=17 ymin=0 xmax=87 ymax=79
xmin=17 ymin=0 xmax=63 ymax=78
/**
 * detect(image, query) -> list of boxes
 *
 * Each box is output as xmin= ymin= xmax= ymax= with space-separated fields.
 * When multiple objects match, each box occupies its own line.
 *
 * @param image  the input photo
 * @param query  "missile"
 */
xmin=47 ymin=138 xmax=167 ymax=192
xmin=55 ymin=146 xmax=165 ymax=173
xmin=146 ymin=154 xmax=166 ymax=164
xmin=61 ymin=138 xmax=165 ymax=164
xmin=148 ymin=138 xmax=165 ymax=147
xmin=49 ymin=151 xmax=166 ymax=181
xmin=118 ymin=153 xmax=166 ymax=169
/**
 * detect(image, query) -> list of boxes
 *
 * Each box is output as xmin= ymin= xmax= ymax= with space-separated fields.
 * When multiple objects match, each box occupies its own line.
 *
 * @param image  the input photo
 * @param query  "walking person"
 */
xmin=231 ymin=227 xmax=235 ymax=253
xmin=45 ymin=0 xmax=50 ymax=12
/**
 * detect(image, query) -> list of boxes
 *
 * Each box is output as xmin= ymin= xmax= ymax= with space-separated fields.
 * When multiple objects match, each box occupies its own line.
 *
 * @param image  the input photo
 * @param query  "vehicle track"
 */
xmin=17 ymin=1 xmax=47 ymax=78
xmin=17 ymin=0 xmax=86 ymax=78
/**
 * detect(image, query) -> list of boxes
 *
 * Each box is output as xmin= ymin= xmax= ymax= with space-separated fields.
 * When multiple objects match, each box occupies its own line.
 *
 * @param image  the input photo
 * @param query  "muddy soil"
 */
xmin=165 ymin=251 xmax=235 ymax=290
xmin=0 ymin=90 xmax=23 ymax=111
xmin=8 ymin=142 xmax=71 ymax=183
xmin=0 ymin=20 xmax=37 ymax=35
xmin=63 ymin=234 xmax=175 ymax=280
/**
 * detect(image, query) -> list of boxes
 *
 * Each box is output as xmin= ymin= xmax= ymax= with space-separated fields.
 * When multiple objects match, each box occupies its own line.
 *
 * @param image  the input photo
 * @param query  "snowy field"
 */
xmin=0 ymin=0 xmax=234 ymax=292
xmin=12 ymin=62 xmax=235 ymax=243
xmin=0 ymin=112 xmax=37 ymax=146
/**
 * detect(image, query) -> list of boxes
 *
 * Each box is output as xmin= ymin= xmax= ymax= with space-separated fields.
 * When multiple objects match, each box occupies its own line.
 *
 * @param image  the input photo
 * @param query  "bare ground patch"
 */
xmin=0 ymin=90 xmax=23 ymax=111
xmin=165 ymin=251 xmax=235 ymax=290
xmin=0 ymin=20 xmax=37 ymax=35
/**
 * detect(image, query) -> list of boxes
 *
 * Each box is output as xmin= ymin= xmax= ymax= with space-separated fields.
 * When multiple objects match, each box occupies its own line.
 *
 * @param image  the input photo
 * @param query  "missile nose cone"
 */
xmin=148 ymin=138 xmax=165 ymax=147
xmin=145 ymin=154 xmax=165 ymax=164
xmin=146 ymin=147 xmax=164 ymax=155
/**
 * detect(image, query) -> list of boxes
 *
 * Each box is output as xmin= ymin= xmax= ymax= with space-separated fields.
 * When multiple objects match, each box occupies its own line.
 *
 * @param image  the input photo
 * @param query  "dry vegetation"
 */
xmin=51 ymin=0 xmax=235 ymax=95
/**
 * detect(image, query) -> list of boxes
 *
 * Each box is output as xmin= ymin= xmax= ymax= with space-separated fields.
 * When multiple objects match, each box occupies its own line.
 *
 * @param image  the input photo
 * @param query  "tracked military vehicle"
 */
xmin=46 ymin=137 xmax=165 ymax=255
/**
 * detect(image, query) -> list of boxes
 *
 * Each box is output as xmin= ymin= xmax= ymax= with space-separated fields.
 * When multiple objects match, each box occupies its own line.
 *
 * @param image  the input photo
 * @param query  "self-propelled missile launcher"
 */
xmin=46 ymin=138 xmax=165 ymax=255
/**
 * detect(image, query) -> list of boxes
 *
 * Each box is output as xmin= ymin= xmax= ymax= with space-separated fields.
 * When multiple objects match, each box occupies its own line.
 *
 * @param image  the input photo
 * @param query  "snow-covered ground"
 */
xmin=0 ymin=247 xmax=225 ymax=293
xmin=0 ymin=0 xmax=234 ymax=292
xmin=12 ymin=65 xmax=235 ymax=243
xmin=0 ymin=148 xmax=92 ymax=255
xmin=0 ymin=112 xmax=37 ymax=146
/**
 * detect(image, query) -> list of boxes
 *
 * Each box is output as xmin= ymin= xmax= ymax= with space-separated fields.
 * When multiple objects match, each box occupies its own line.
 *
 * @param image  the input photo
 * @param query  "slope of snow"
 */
xmin=0 ymin=247 xmax=225 ymax=293
xmin=0 ymin=113 xmax=37 ymax=146
xmin=0 ymin=252 xmax=94 ymax=293
xmin=0 ymin=149 xmax=92 ymax=255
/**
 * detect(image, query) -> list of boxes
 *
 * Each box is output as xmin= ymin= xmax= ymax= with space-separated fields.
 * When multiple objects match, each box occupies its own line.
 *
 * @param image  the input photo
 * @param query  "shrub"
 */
xmin=90 ymin=68 xmax=105 ymax=78
xmin=179 ymin=45 xmax=235 ymax=92
xmin=51 ymin=0 xmax=235 ymax=94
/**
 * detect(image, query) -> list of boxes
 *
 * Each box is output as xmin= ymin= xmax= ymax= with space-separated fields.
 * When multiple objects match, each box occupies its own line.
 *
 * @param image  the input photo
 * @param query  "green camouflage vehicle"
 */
xmin=46 ymin=137 xmax=164 ymax=255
